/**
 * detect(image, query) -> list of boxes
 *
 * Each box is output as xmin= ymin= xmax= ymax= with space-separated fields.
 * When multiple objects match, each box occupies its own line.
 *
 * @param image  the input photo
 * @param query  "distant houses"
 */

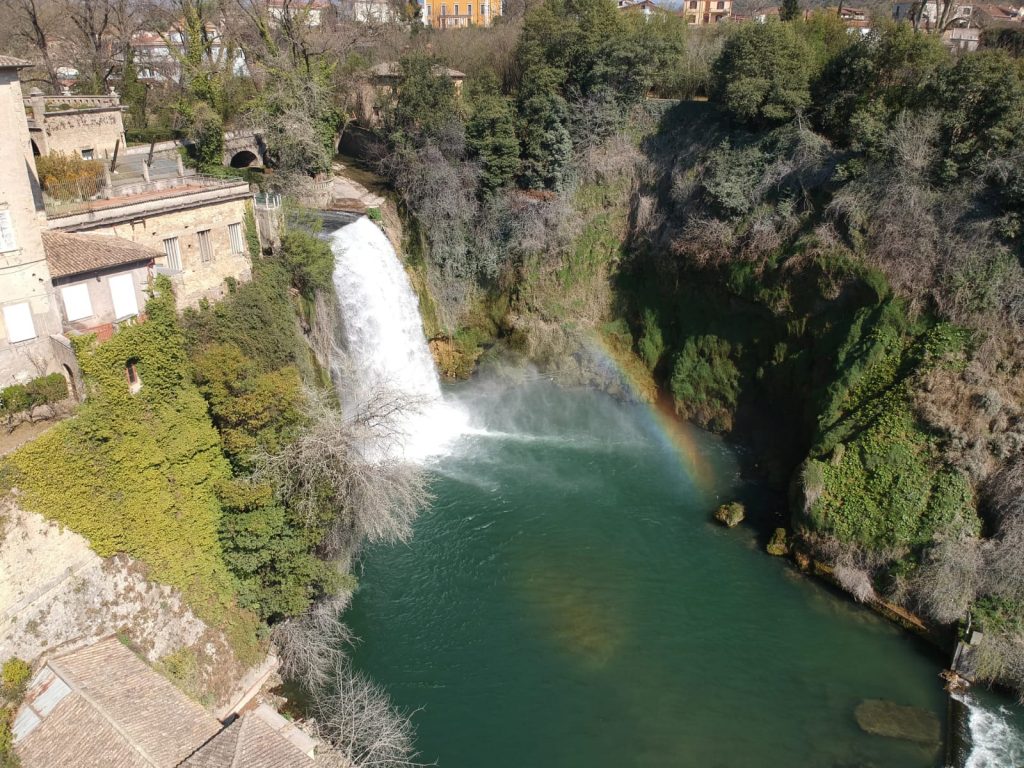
xmin=617 ymin=0 xmax=733 ymax=24
xmin=893 ymin=0 xmax=1024 ymax=50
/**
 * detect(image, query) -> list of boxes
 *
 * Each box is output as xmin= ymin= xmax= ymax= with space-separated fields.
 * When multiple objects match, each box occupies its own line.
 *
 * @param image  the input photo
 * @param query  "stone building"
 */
xmin=45 ymin=178 xmax=254 ymax=309
xmin=0 ymin=56 xmax=65 ymax=388
xmin=24 ymin=90 xmax=127 ymax=160
xmin=0 ymin=53 xmax=257 ymax=391
xmin=42 ymin=232 xmax=159 ymax=341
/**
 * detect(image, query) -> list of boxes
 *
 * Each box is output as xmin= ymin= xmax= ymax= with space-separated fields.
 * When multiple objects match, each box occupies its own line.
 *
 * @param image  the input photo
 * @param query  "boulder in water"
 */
xmin=766 ymin=528 xmax=789 ymax=556
xmin=713 ymin=502 xmax=745 ymax=528
xmin=854 ymin=699 xmax=941 ymax=745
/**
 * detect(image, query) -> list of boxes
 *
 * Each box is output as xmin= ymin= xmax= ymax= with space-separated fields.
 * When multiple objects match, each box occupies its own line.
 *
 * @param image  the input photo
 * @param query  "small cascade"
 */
xmin=952 ymin=694 xmax=1024 ymax=768
xmin=329 ymin=216 xmax=466 ymax=461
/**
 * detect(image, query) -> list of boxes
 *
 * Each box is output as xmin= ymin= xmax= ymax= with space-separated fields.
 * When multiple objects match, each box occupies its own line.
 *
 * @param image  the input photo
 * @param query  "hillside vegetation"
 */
xmin=376 ymin=4 xmax=1024 ymax=695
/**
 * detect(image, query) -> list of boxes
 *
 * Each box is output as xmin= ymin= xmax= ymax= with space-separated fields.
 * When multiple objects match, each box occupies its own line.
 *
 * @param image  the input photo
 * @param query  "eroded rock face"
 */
xmin=713 ymin=502 xmax=746 ymax=528
xmin=0 ymin=502 xmax=249 ymax=706
xmin=854 ymin=699 xmax=941 ymax=745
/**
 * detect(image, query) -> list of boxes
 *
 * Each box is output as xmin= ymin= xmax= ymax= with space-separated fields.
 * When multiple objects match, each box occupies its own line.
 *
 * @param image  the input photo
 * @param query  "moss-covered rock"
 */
xmin=854 ymin=699 xmax=940 ymax=745
xmin=766 ymin=528 xmax=789 ymax=556
xmin=713 ymin=501 xmax=745 ymax=528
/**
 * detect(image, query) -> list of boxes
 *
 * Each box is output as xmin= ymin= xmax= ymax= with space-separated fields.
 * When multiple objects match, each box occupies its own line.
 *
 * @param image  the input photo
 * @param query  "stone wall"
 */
xmin=25 ymin=92 xmax=126 ymax=159
xmin=0 ymin=68 xmax=63 ymax=388
xmin=75 ymin=196 xmax=252 ymax=308
xmin=32 ymin=109 xmax=126 ymax=159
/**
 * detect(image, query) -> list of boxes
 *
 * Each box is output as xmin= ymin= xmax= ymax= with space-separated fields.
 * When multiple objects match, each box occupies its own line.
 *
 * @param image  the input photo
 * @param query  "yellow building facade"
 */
xmin=420 ymin=0 xmax=501 ymax=28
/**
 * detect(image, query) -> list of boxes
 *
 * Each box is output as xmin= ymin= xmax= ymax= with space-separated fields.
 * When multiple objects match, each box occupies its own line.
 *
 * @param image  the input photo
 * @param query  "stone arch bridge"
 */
xmin=223 ymin=129 xmax=268 ymax=168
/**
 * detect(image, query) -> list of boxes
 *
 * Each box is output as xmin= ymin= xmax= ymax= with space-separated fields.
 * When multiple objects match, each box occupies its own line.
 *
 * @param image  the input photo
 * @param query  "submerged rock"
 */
xmin=766 ymin=528 xmax=789 ymax=556
xmin=713 ymin=502 xmax=745 ymax=528
xmin=854 ymin=699 xmax=941 ymax=745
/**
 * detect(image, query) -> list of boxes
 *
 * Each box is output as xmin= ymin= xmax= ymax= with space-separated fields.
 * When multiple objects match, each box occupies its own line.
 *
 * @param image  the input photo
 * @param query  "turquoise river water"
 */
xmin=345 ymin=373 xmax=1021 ymax=767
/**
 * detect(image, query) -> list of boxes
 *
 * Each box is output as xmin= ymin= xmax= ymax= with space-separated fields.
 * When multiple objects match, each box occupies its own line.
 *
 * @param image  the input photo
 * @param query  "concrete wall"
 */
xmin=52 ymin=263 xmax=152 ymax=337
xmin=67 ymin=196 xmax=252 ymax=309
xmin=0 ymin=67 xmax=63 ymax=388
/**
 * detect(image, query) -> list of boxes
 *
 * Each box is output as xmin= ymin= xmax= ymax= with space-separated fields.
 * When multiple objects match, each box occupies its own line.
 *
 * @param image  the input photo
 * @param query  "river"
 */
xmin=347 ymin=374 xmax=951 ymax=767
xmin=331 ymin=216 xmax=1024 ymax=768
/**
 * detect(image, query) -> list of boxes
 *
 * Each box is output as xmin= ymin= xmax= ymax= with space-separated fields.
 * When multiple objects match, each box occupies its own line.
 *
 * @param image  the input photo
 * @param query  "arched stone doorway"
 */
xmin=229 ymin=150 xmax=259 ymax=168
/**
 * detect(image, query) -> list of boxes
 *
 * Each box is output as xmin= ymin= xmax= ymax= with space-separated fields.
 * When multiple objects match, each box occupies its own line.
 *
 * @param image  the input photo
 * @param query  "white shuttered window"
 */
xmin=109 ymin=274 xmax=139 ymax=319
xmin=2 ymin=303 xmax=36 ymax=343
xmin=62 ymin=284 xmax=93 ymax=321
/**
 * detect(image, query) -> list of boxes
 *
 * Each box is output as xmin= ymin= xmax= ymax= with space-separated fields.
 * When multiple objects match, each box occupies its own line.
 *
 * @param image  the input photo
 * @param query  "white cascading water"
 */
xmin=957 ymin=695 xmax=1024 ymax=768
xmin=330 ymin=216 xmax=467 ymax=462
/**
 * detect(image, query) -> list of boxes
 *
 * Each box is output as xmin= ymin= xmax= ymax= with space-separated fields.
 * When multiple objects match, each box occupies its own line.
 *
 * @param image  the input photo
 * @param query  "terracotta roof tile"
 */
xmin=182 ymin=711 xmax=317 ymax=768
xmin=15 ymin=638 xmax=223 ymax=768
xmin=42 ymin=231 xmax=160 ymax=278
xmin=0 ymin=55 xmax=31 ymax=69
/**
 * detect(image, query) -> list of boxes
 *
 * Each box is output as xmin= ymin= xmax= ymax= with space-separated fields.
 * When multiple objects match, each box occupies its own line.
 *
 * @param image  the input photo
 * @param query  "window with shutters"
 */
xmin=163 ymin=237 xmax=182 ymax=271
xmin=61 ymin=284 xmax=93 ymax=321
xmin=197 ymin=229 xmax=213 ymax=263
xmin=109 ymin=274 xmax=139 ymax=319
xmin=2 ymin=303 xmax=36 ymax=343
xmin=228 ymin=222 xmax=245 ymax=254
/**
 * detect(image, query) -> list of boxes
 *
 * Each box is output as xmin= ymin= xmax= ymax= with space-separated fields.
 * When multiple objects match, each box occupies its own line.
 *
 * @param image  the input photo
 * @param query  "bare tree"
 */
xmin=253 ymin=386 xmax=432 ymax=554
xmin=3 ymin=0 xmax=63 ymax=91
xmin=912 ymin=530 xmax=984 ymax=624
xmin=307 ymin=658 xmax=426 ymax=768
xmin=274 ymin=594 xmax=355 ymax=691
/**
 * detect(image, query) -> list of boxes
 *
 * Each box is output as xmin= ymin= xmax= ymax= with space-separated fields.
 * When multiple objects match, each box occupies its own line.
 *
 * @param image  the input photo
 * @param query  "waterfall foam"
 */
xmin=956 ymin=694 xmax=1024 ymax=768
xmin=330 ymin=216 xmax=467 ymax=462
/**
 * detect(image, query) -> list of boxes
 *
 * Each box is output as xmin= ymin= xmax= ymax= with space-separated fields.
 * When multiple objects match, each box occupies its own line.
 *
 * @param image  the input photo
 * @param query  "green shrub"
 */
xmin=25 ymin=374 xmax=68 ymax=408
xmin=0 ymin=386 xmax=31 ymax=418
xmin=279 ymin=228 xmax=335 ymax=300
xmin=637 ymin=308 xmax=665 ymax=372
xmin=669 ymin=334 xmax=742 ymax=432
xmin=0 ymin=659 xmax=30 ymax=704
xmin=182 ymin=262 xmax=305 ymax=373
xmin=0 ymin=374 xmax=68 ymax=422
xmin=712 ymin=22 xmax=815 ymax=125
xmin=0 ymin=707 xmax=16 ymax=768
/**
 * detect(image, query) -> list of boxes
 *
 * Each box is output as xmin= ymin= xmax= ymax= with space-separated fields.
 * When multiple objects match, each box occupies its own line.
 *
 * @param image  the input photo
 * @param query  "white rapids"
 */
xmin=330 ymin=216 xmax=467 ymax=462
xmin=955 ymin=694 xmax=1024 ymax=768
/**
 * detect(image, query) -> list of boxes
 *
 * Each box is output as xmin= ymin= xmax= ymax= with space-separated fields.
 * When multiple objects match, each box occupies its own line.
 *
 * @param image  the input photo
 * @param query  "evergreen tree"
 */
xmin=781 ymin=0 xmax=800 ymax=21
xmin=517 ymin=65 xmax=572 ymax=190
xmin=465 ymin=74 xmax=520 ymax=197
xmin=120 ymin=47 xmax=148 ymax=132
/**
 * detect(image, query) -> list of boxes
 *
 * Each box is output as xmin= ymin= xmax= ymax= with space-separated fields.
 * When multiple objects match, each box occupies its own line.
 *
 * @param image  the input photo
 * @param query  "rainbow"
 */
xmin=587 ymin=333 xmax=720 ymax=498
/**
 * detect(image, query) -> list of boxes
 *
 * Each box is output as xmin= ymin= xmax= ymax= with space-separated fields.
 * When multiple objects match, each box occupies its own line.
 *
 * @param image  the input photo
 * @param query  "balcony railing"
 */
xmin=42 ymin=174 xmax=248 ymax=218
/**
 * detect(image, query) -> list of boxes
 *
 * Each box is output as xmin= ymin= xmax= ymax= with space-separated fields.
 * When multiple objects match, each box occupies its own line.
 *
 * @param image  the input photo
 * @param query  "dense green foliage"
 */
xmin=0 ymin=374 xmax=67 ymax=424
xmin=670 ymin=335 xmax=741 ymax=433
xmin=0 ymin=658 xmax=28 ymax=768
xmin=183 ymin=235 xmax=342 ymax=623
xmin=712 ymin=23 xmax=815 ymax=125
xmin=465 ymin=75 xmax=520 ymax=197
xmin=5 ymin=280 xmax=259 ymax=658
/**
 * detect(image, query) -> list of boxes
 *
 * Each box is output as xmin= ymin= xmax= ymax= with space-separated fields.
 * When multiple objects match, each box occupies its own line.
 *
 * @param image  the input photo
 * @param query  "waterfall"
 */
xmin=330 ymin=216 xmax=466 ymax=461
xmin=952 ymin=694 xmax=1024 ymax=768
